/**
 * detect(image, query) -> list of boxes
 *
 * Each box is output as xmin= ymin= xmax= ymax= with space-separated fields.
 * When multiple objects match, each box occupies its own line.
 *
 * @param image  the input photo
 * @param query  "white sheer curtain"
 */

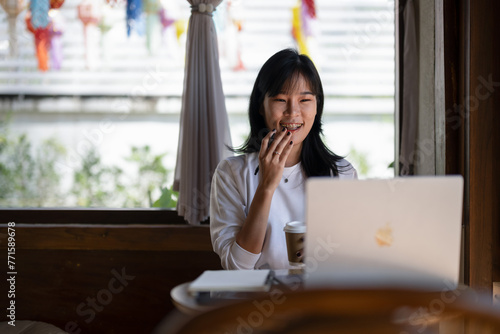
xmin=173 ymin=0 xmax=232 ymax=225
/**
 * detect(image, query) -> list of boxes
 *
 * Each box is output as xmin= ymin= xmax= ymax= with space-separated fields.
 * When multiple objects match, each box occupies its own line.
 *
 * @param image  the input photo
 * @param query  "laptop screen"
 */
xmin=304 ymin=176 xmax=464 ymax=291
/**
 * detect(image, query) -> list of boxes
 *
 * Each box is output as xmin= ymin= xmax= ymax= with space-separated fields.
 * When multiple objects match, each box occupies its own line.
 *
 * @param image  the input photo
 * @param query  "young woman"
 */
xmin=210 ymin=49 xmax=357 ymax=270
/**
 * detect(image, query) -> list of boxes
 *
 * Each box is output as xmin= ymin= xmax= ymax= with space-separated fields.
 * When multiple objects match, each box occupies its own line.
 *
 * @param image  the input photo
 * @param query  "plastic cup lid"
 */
xmin=283 ymin=221 xmax=306 ymax=233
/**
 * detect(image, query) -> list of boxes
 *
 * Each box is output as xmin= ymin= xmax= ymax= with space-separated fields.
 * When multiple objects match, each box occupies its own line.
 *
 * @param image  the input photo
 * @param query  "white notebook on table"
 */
xmin=188 ymin=270 xmax=273 ymax=293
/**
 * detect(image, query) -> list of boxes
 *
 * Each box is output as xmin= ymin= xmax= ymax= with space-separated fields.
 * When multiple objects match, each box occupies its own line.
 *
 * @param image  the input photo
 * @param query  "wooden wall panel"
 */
xmin=467 ymin=0 xmax=500 ymax=291
xmin=443 ymin=0 xmax=500 ymax=292
xmin=0 ymin=225 xmax=222 ymax=334
xmin=6 ymin=225 xmax=214 ymax=251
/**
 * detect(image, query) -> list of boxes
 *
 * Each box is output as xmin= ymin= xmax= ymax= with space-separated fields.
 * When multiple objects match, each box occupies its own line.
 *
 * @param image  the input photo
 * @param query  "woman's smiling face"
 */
xmin=261 ymin=74 xmax=317 ymax=152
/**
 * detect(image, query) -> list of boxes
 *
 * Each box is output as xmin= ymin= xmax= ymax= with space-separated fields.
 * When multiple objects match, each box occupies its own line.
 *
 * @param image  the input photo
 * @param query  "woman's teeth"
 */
xmin=280 ymin=123 xmax=303 ymax=130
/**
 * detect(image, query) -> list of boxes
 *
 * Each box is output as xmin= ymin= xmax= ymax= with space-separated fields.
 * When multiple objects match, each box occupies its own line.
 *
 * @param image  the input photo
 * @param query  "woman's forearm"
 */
xmin=235 ymin=127 xmax=294 ymax=255
xmin=235 ymin=185 xmax=274 ymax=254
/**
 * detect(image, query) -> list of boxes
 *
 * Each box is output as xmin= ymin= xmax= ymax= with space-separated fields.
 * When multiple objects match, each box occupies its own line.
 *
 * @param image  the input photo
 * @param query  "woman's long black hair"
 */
xmin=233 ymin=48 xmax=347 ymax=177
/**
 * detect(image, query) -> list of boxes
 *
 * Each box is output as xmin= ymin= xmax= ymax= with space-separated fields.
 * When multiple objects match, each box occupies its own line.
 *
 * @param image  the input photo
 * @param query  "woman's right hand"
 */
xmin=258 ymin=128 xmax=294 ymax=191
xmin=235 ymin=127 xmax=294 ymax=254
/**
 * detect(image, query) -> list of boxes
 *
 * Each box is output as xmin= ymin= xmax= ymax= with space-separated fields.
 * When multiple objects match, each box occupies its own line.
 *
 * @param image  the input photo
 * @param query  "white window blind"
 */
xmin=0 ymin=0 xmax=394 ymax=116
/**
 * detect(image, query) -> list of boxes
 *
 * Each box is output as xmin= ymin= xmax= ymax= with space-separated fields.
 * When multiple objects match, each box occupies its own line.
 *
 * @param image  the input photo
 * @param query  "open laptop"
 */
xmin=304 ymin=176 xmax=464 ymax=291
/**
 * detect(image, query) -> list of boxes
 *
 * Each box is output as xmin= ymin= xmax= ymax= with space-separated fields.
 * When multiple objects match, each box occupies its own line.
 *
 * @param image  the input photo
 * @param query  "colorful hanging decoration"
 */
xmin=97 ymin=4 xmax=113 ymax=35
xmin=174 ymin=19 xmax=187 ymax=43
xmin=126 ymin=0 xmax=143 ymax=37
xmin=301 ymin=0 xmax=316 ymax=34
xmin=78 ymin=0 xmax=100 ymax=69
xmin=25 ymin=10 xmax=35 ymax=32
xmin=30 ymin=0 xmax=50 ymax=28
xmin=144 ymin=0 xmax=159 ymax=53
xmin=158 ymin=4 xmax=182 ymax=60
xmin=97 ymin=3 xmax=114 ymax=61
xmin=26 ymin=11 xmax=49 ymax=71
xmin=217 ymin=0 xmax=245 ymax=71
xmin=159 ymin=7 xmax=175 ymax=31
xmin=291 ymin=0 xmax=317 ymax=57
xmin=49 ymin=9 xmax=64 ymax=70
xmin=22 ymin=0 xmax=64 ymax=70
xmin=78 ymin=0 xmax=99 ymax=26
xmin=49 ymin=0 xmax=63 ymax=9
xmin=105 ymin=0 xmax=122 ymax=7
xmin=228 ymin=0 xmax=244 ymax=71
xmin=26 ymin=0 xmax=51 ymax=71
xmin=34 ymin=27 xmax=50 ymax=71
xmin=143 ymin=0 xmax=158 ymax=16
xmin=0 ymin=0 xmax=26 ymax=57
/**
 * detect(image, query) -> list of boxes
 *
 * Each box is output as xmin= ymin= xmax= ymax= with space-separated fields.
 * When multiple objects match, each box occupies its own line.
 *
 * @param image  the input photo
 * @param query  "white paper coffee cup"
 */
xmin=284 ymin=221 xmax=306 ymax=266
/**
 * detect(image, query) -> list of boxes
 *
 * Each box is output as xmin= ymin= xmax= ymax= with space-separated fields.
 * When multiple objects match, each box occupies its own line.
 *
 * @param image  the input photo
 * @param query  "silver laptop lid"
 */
xmin=304 ymin=176 xmax=463 ymax=291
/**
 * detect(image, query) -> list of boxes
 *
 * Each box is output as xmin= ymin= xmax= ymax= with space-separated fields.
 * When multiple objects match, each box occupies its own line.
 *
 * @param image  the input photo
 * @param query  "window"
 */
xmin=0 ymin=0 xmax=394 ymax=208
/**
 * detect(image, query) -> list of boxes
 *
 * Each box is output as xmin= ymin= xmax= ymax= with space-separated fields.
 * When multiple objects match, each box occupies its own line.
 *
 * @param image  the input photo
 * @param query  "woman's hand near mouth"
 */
xmin=235 ymin=128 xmax=293 ymax=254
xmin=258 ymin=127 xmax=294 ymax=191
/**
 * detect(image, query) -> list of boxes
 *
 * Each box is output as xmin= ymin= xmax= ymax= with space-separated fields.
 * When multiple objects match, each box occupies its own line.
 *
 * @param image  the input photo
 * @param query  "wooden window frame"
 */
xmin=0 ymin=208 xmax=203 ymax=225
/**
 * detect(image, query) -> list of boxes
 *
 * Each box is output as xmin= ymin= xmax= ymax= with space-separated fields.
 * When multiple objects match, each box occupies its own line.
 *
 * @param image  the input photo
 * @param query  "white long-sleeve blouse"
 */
xmin=210 ymin=152 xmax=357 ymax=270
